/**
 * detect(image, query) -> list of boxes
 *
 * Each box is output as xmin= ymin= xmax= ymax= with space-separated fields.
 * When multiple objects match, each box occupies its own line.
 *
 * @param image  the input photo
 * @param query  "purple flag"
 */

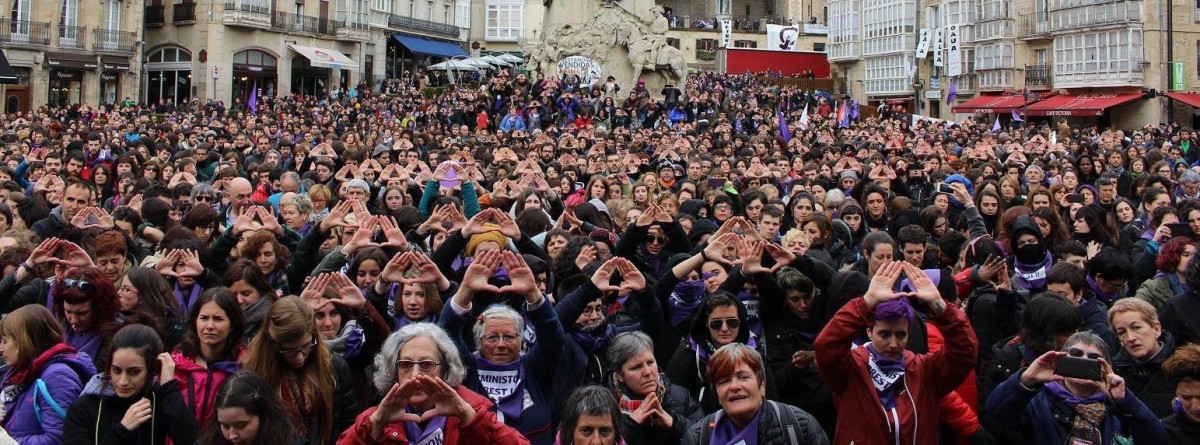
xmin=849 ymin=100 xmax=860 ymax=120
xmin=777 ymin=108 xmax=792 ymax=142
xmin=248 ymin=82 xmax=258 ymax=115
xmin=992 ymin=115 xmax=1001 ymax=133
xmin=947 ymin=78 xmax=957 ymax=103
xmin=1011 ymin=109 xmax=1024 ymax=122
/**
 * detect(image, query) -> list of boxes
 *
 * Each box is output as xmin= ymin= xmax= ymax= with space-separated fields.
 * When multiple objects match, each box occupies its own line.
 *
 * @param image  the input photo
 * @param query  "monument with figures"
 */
xmin=526 ymin=0 xmax=686 ymax=94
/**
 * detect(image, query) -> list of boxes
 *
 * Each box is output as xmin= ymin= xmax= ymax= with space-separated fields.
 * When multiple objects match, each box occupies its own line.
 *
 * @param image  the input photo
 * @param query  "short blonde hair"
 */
xmin=1107 ymin=298 xmax=1159 ymax=329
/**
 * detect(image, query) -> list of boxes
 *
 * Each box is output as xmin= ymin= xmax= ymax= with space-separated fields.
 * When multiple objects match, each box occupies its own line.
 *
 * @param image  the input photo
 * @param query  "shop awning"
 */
xmin=1025 ymin=93 xmax=1144 ymax=116
xmin=0 ymin=50 xmax=17 ymax=84
xmin=1165 ymin=92 xmax=1200 ymax=109
xmin=100 ymin=55 xmax=129 ymax=72
xmin=952 ymin=94 xmax=1036 ymax=114
xmin=45 ymin=52 xmax=98 ymax=70
xmin=286 ymin=44 xmax=358 ymax=69
xmin=392 ymin=34 xmax=467 ymax=58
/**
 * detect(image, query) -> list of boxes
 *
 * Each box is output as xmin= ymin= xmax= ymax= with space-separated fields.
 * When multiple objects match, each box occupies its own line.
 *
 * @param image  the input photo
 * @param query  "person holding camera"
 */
xmin=984 ymin=331 xmax=1166 ymax=445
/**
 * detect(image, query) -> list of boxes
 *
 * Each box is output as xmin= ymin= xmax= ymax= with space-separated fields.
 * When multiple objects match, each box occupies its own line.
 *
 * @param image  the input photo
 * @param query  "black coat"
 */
xmin=62 ymin=380 xmax=199 ymax=445
xmin=618 ymin=380 xmax=704 ymax=445
xmin=1162 ymin=290 xmax=1200 ymax=346
xmin=1111 ymin=333 xmax=1179 ymax=418
xmin=682 ymin=400 xmax=830 ymax=445
xmin=1163 ymin=412 xmax=1200 ymax=445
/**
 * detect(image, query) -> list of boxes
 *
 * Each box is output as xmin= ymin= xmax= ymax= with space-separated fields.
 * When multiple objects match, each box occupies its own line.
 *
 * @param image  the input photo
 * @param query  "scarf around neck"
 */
xmin=403 ymin=409 xmax=447 ymax=445
xmin=1014 ymin=251 xmax=1053 ymax=291
xmin=1046 ymin=382 xmax=1107 ymax=444
xmin=571 ymin=322 xmax=615 ymax=354
xmin=1086 ymin=274 xmax=1124 ymax=306
xmin=708 ymin=408 xmax=763 ymax=445
xmin=866 ymin=343 xmax=906 ymax=409
xmin=473 ymin=353 xmax=526 ymax=423
xmin=612 ymin=374 xmax=668 ymax=417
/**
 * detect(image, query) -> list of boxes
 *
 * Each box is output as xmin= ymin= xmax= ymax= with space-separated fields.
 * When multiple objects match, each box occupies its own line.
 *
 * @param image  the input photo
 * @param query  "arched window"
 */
xmin=144 ymin=46 xmax=194 ymax=105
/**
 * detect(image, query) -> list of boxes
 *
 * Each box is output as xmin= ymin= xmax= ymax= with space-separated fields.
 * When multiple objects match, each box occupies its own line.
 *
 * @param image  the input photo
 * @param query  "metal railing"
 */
xmin=0 ymin=18 xmax=52 ymax=46
xmin=57 ymin=25 xmax=87 ymax=50
xmin=223 ymin=1 xmax=270 ymax=14
xmin=174 ymin=3 xmax=198 ymax=23
xmin=146 ymin=5 xmax=166 ymax=26
xmin=1017 ymin=12 xmax=1049 ymax=37
xmin=386 ymin=13 xmax=459 ymax=39
xmin=1025 ymin=64 xmax=1051 ymax=86
xmin=270 ymin=12 xmax=337 ymax=35
xmin=92 ymin=29 xmax=137 ymax=52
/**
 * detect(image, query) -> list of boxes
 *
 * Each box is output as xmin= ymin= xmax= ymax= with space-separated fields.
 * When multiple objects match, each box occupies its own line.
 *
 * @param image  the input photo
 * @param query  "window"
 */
xmin=666 ymin=37 xmax=680 ymax=49
xmin=1053 ymin=28 xmax=1143 ymax=87
xmin=374 ymin=0 xmax=391 ymax=11
xmin=60 ymin=0 xmax=80 ymax=43
xmin=734 ymin=40 xmax=757 ymax=48
xmin=975 ymin=42 xmax=1014 ymax=70
xmin=978 ymin=0 xmax=1008 ymax=21
xmin=455 ymin=0 xmax=469 ymax=28
xmin=814 ymin=42 xmax=826 ymax=51
xmin=862 ymin=0 xmax=916 ymax=56
xmin=104 ymin=0 xmax=120 ymax=31
xmin=865 ymin=54 xmax=911 ymax=95
xmin=485 ymin=0 xmax=523 ymax=41
xmin=696 ymin=38 xmax=718 ymax=60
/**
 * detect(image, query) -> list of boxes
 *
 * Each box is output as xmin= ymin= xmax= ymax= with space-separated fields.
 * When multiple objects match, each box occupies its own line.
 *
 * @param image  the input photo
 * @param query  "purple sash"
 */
xmin=709 ymin=408 xmax=762 ymax=445
xmin=403 ymin=411 xmax=447 ymax=445
xmin=174 ymin=283 xmax=203 ymax=315
xmin=473 ymin=353 xmax=525 ymax=423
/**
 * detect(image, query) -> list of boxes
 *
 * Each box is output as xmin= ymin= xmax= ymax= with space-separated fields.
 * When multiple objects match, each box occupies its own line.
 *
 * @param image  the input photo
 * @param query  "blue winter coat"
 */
xmin=984 ymin=368 xmax=1167 ymax=445
xmin=0 ymin=343 xmax=97 ymax=445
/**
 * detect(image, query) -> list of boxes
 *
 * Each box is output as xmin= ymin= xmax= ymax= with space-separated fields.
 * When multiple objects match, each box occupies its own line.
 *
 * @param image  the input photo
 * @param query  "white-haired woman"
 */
xmin=336 ymin=323 xmax=529 ymax=445
xmin=439 ymin=249 xmax=567 ymax=445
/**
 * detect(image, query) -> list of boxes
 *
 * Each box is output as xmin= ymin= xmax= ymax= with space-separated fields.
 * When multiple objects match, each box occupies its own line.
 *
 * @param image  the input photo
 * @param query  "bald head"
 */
xmin=228 ymin=177 xmax=252 ymax=206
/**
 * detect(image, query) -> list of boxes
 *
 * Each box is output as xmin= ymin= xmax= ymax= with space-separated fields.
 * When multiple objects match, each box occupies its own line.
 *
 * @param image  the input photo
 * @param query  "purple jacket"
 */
xmin=0 ymin=343 xmax=97 ymax=445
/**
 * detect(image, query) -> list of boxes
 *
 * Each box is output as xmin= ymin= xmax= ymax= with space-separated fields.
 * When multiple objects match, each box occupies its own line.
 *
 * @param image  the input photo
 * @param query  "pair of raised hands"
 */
xmin=231 ymin=205 xmax=283 ymax=237
xmin=864 ymin=261 xmax=946 ymax=313
xmin=27 ymin=237 xmax=93 ymax=270
xmin=69 ymin=207 xmax=114 ymax=230
xmin=342 ymin=215 xmax=409 ymax=254
xmin=154 ymin=249 xmax=204 ymax=279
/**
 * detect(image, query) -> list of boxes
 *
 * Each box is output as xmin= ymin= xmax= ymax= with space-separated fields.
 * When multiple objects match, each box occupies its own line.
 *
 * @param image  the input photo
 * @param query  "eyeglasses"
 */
xmin=482 ymin=333 xmax=520 ymax=344
xmin=61 ymin=279 xmax=94 ymax=293
xmin=647 ymin=235 xmax=668 ymax=245
xmin=278 ymin=339 xmax=318 ymax=357
xmin=1067 ymin=347 xmax=1103 ymax=360
xmin=708 ymin=318 xmax=740 ymax=330
xmin=396 ymin=360 xmax=442 ymax=372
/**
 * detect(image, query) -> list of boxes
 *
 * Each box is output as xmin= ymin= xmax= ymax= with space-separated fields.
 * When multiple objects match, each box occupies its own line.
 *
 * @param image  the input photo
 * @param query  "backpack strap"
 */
xmin=33 ymin=379 xmax=66 ymax=423
xmin=699 ymin=413 xmax=718 ymax=445
xmin=768 ymin=401 xmax=801 ymax=445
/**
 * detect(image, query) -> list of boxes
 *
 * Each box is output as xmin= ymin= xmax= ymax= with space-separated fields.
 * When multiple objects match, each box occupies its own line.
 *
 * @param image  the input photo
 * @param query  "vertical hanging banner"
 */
xmin=915 ymin=28 xmax=932 ymax=59
xmin=932 ymin=28 xmax=945 ymax=67
xmin=946 ymin=24 xmax=962 ymax=77
xmin=720 ymin=18 xmax=733 ymax=48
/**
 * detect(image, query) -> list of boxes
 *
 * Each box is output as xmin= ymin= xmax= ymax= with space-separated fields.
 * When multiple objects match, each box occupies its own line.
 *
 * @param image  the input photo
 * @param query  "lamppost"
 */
xmin=912 ymin=77 xmax=924 ymax=113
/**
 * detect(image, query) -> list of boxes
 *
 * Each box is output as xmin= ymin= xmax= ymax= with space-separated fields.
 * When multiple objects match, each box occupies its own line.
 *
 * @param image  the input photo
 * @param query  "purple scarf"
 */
xmin=709 ymin=408 xmax=762 ymax=445
xmin=174 ymin=283 xmax=203 ymax=315
xmin=1086 ymin=274 xmax=1124 ymax=306
xmin=403 ymin=410 xmax=447 ymax=445
xmin=473 ymin=354 xmax=525 ymax=423
xmin=668 ymin=280 xmax=707 ymax=328
xmin=570 ymin=323 xmax=615 ymax=353
xmin=1045 ymin=381 xmax=1107 ymax=405
xmin=736 ymin=290 xmax=762 ymax=339
xmin=865 ymin=343 xmax=906 ymax=409
xmin=1014 ymin=251 xmax=1053 ymax=291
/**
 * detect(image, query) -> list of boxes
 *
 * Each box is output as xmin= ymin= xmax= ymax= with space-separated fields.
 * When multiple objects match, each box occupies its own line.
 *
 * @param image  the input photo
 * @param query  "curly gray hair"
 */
xmin=373 ymin=323 xmax=467 ymax=392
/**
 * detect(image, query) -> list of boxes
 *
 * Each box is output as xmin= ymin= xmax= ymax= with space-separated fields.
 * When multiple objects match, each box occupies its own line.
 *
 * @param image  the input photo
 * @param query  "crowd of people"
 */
xmin=0 ymin=66 xmax=1197 ymax=445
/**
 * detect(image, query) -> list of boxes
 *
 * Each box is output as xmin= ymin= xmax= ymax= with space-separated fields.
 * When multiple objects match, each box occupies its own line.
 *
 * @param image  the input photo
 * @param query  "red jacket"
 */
xmin=926 ymin=321 xmax=981 ymax=444
xmin=814 ymin=297 xmax=978 ymax=445
xmin=337 ymin=385 xmax=530 ymax=445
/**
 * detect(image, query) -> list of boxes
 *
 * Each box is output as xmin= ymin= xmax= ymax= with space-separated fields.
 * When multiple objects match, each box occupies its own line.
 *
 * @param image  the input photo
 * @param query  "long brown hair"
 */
xmin=0 ymin=305 xmax=63 ymax=370
xmin=243 ymin=296 xmax=334 ymax=444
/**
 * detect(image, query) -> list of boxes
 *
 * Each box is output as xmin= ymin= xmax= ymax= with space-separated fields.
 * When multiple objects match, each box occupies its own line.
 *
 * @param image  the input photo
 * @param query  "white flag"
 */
xmin=799 ymin=105 xmax=810 ymax=130
xmin=932 ymin=28 xmax=945 ymax=67
xmin=946 ymin=24 xmax=962 ymax=77
xmin=915 ymin=28 xmax=932 ymax=59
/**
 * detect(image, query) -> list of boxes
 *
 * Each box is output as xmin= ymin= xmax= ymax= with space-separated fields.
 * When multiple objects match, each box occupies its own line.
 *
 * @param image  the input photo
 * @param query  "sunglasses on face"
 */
xmin=193 ymin=195 xmax=214 ymax=203
xmin=708 ymin=318 xmax=740 ymax=330
xmin=1067 ymin=347 xmax=1103 ymax=360
xmin=61 ymin=279 xmax=93 ymax=293
xmin=647 ymin=235 xmax=668 ymax=245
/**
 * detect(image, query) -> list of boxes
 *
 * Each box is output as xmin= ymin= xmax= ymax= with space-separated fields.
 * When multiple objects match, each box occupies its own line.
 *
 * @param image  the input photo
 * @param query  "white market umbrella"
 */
xmin=481 ymin=55 xmax=512 ymax=67
xmin=496 ymin=53 xmax=523 ymax=64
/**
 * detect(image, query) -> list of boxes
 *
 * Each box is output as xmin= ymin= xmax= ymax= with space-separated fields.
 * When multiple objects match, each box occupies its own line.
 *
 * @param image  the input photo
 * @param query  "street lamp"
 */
xmin=912 ymin=78 xmax=924 ymax=113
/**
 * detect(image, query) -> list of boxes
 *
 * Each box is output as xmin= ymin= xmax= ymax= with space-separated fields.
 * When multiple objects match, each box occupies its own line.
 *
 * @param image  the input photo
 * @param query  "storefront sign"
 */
xmin=100 ymin=72 xmax=118 ymax=82
xmin=556 ymin=56 xmax=602 ymax=86
xmin=51 ymin=70 xmax=82 ymax=81
xmin=1172 ymin=62 xmax=1187 ymax=92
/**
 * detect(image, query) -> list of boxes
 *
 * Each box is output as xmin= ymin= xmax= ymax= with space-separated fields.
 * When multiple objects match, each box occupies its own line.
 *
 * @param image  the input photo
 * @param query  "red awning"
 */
xmin=1025 ymin=93 xmax=1144 ymax=117
xmin=951 ymin=94 xmax=1031 ymax=114
xmin=1166 ymin=92 xmax=1200 ymax=109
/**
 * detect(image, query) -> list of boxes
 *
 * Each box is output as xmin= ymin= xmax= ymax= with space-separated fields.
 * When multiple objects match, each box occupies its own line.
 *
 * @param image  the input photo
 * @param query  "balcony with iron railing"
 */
xmin=386 ymin=13 xmax=462 ymax=40
xmin=223 ymin=1 xmax=273 ymax=29
xmin=271 ymin=12 xmax=336 ymax=35
xmin=0 ymin=18 xmax=52 ymax=47
xmin=92 ymin=29 xmax=137 ymax=53
xmin=1018 ymin=12 xmax=1050 ymax=39
xmin=1025 ymin=64 xmax=1052 ymax=86
xmin=174 ymin=3 xmax=198 ymax=23
xmin=1050 ymin=1 xmax=1141 ymax=32
xmin=146 ymin=5 xmax=166 ymax=26
xmin=57 ymin=25 xmax=87 ymax=50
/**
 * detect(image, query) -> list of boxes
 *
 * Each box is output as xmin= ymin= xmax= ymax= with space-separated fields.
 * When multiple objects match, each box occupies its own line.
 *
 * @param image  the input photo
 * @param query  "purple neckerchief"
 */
xmin=667 ymin=280 xmax=707 ymax=328
xmin=570 ymin=323 xmax=614 ymax=353
xmin=1045 ymin=381 xmax=1107 ymax=405
xmin=1086 ymin=275 xmax=1124 ymax=306
xmin=339 ymin=324 xmax=366 ymax=359
xmin=1014 ymin=252 xmax=1053 ymax=291
xmin=736 ymin=290 xmax=763 ymax=339
xmin=65 ymin=329 xmax=101 ymax=362
xmin=865 ymin=343 xmax=906 ymax=409
xmin=473 ymin=353 xmax=525 ymax=423
xmin=452 ymin=256 xmax=509 ymax=281
xmin=395 ymin=313 xmax=438 ymax=330
xmin=1173 ymin=398 xmax=1190 ymax=418
xmin=174 ymin=283 xmax=203 ymax=315
xmin=709 ymin=408 xmax=763 ymax=445
xmin=403 ymin=410 xmax=447 ymax=445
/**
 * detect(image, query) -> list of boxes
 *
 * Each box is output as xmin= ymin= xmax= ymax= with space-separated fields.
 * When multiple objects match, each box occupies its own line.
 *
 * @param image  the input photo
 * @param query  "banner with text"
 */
xmin=946 ymin=24 xmax=962 ymax=77
xmin=721 ymin=18 xmax=733 ymax=48
xmin=915 ymin=28 xmax=932 ymax=59
xmin=932 ymin=28 xmax=945 ymax=67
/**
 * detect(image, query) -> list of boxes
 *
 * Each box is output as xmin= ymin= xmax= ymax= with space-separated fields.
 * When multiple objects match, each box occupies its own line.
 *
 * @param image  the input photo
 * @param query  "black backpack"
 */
xmin=698 ymin=400 xmax=806 ymax=445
